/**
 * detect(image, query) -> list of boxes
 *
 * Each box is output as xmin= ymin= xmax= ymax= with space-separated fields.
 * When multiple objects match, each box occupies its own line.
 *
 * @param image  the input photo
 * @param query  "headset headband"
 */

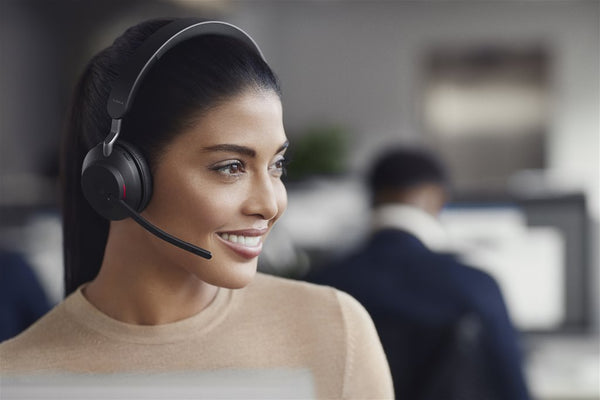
xmin=103 ymin=18 xmax=265 ymax=156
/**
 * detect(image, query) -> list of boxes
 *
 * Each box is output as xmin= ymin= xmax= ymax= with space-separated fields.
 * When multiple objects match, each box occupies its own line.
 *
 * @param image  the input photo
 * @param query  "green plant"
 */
xmin=286 ymin=124 xmax=350 ymax=181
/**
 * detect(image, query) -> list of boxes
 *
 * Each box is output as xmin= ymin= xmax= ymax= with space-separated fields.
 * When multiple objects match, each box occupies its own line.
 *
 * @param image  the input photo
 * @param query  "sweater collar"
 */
xmin=64 ymin=284 xmax=234 ymax=344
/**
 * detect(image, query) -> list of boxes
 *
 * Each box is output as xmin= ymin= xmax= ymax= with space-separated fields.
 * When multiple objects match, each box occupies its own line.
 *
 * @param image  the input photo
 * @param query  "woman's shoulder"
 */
xmin=250 ymin=272 xmax=345 ymax=301
xmin=0 ymin=293 xmax=82 ymax=373
xmin=246 ymin=274 xmax=393 ymax=398
xmin=247 ymin=272 xmax=371 ymax=324
xmin=241 ymin=273 xmax=378 ymax=354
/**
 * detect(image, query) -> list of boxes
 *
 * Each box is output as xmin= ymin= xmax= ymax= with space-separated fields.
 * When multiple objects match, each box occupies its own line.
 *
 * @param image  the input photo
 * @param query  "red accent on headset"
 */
xmin=123 ymin=184 xmax=126 ymax=199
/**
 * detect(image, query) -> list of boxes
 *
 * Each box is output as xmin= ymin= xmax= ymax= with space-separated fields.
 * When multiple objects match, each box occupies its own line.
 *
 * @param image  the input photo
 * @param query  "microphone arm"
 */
xmin=118 ymin=200 xmax=212 ymax=260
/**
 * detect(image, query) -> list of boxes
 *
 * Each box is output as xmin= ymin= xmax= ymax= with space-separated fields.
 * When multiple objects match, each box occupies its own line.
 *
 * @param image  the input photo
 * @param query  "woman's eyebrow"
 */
xmin=277 ymin=141 xmax=290 ymax=154
xmin=202 ymin=140 xmax=289 ymax=157
xmin=202 ymin=144 xmax=256 ymax=157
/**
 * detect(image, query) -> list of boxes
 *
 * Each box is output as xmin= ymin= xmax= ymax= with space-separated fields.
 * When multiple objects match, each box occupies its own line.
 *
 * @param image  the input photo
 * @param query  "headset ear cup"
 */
xmin=81 ymin=142 xmax=152 ymax=220
xmin=117 ymin=141 xmax=153 ymax=211
xmin=81 ymin=144 xmax=129 ymax=220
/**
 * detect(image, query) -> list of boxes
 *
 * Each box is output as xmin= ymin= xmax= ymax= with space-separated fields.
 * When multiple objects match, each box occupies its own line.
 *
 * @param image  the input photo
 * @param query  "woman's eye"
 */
xmin=214 ymin=161 xmax=245 ymax=176
xmin=270 ymin=158 xmax=288 ymax=178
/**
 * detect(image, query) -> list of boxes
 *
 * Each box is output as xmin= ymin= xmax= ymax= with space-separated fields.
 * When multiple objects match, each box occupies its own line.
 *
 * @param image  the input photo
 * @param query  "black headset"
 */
xmin=80 ymin=19 xmax=265 ymax=259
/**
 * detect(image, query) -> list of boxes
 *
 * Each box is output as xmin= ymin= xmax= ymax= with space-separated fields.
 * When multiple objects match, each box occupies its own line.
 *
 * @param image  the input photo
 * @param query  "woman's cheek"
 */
xmin=274 ymin=182 xmax=288 ymax=220
xmin=193 ymin=186 xmax=241 ymax=223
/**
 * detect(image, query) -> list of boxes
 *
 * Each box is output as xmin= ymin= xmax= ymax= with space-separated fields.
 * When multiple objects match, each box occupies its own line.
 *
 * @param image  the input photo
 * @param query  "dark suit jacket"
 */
xmin=307 ymin=229 xmax=530 ymax=400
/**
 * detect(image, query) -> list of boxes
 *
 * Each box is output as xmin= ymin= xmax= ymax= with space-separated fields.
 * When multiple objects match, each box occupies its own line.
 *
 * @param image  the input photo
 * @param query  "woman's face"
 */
xmin=141 ymin=89 xmax=288 ymax=289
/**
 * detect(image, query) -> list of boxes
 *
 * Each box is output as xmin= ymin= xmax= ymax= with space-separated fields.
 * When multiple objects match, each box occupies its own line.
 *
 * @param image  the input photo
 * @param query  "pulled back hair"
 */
xmin=61 ymin=18 xmax=281 ymax=296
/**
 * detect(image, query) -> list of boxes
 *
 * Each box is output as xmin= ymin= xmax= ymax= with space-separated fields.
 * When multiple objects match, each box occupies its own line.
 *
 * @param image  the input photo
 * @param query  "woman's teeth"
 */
xmin=219 ymin=233 xmax=261 ymax=247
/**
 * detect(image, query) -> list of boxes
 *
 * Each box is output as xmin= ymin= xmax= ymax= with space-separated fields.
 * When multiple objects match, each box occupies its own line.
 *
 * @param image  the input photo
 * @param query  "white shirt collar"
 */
xmin=371 ymin=204 xmax=451 ymax=252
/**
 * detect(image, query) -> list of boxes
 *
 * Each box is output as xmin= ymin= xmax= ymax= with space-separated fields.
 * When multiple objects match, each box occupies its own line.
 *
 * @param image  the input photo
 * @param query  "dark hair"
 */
xmin=367 ymin=147 xmax=449 ymax=205
xmin=61 ymin=18 xmax=281 ymax=296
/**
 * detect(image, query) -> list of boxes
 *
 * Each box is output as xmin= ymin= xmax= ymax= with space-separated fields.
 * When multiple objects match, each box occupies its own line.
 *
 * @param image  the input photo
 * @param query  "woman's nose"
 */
xmin=243 ymin=172 xmax=280 ymax=221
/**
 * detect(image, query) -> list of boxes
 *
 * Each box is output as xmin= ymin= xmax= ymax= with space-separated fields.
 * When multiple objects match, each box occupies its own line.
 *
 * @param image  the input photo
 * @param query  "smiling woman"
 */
xmin=0 ymin=18 xmax=393 ymax=399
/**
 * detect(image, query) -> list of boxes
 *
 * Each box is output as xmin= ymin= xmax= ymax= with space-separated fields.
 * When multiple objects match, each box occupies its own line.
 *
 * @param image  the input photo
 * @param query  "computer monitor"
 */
xmin=440 ymin=193 xmax=590 ymax=333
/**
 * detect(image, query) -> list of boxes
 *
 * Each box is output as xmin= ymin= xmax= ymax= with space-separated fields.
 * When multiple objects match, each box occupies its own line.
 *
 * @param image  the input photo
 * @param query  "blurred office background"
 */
xmin=1 ymin=0 xmax=598 ymax=399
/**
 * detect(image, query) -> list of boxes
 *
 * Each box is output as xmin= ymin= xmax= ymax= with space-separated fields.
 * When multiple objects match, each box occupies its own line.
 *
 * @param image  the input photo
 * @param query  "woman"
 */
xmin=0 ymin=18 xmax=393 ymax=399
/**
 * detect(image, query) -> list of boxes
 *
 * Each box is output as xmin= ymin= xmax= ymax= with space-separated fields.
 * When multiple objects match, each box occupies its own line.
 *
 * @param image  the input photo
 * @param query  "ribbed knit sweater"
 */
xmin=0 ymin=273 xmax=393 ymax=399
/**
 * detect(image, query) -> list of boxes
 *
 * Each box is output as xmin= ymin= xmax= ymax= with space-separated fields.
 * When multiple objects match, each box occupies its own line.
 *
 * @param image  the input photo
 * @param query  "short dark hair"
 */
xmin=368 ymin=147 xmax=448 ymax=196
xmin=61 ymin=18 xmax=281 ymax=296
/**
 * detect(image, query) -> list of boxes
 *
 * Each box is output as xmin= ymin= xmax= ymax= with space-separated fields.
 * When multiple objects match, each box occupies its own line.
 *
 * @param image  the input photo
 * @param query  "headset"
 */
xmin=81 ymin=18 xmax=266 ymax=260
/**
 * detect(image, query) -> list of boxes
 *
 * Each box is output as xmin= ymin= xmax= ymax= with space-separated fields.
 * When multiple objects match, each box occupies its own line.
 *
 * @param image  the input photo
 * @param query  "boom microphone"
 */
xmin=119 ymin=200 xmax=212 ymax=259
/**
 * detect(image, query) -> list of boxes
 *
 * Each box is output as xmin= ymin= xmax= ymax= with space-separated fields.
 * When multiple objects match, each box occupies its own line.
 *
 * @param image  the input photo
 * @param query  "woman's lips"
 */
xmin=216 ymin=229 xmax=267 ymax=259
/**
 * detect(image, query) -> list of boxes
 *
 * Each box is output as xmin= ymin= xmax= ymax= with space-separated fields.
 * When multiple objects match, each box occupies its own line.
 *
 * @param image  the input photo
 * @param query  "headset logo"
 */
xmin=111 ymin=98 xmax=124 ymax=105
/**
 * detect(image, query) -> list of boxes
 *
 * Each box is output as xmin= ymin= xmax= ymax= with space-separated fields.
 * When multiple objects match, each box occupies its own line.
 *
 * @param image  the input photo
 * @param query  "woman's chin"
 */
xmin=199 ymin=261 xmax=258 ymax=290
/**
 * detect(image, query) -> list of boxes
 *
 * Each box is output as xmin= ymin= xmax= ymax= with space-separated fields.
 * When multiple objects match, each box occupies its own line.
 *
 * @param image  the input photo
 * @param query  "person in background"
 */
xmin=0 ymin=249 xmax=51 ymax=342
xmin=307 ymin=146 xmax=530 ymax=400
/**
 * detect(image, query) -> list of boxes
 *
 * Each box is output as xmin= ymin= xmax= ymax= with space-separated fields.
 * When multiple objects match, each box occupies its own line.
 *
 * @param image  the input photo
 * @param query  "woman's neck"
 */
xmin=83 ymin=223 xmax=218 ymax=325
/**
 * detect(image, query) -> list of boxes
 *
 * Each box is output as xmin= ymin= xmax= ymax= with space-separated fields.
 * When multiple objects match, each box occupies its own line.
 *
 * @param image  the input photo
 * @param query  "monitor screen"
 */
xmin=441 ymin=194 xmax=589 ymax=332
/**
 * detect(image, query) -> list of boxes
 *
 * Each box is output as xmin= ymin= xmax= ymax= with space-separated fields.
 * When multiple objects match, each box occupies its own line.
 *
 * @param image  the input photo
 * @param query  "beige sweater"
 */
xmin=0 ymin=273 xmax=393 ymax=399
